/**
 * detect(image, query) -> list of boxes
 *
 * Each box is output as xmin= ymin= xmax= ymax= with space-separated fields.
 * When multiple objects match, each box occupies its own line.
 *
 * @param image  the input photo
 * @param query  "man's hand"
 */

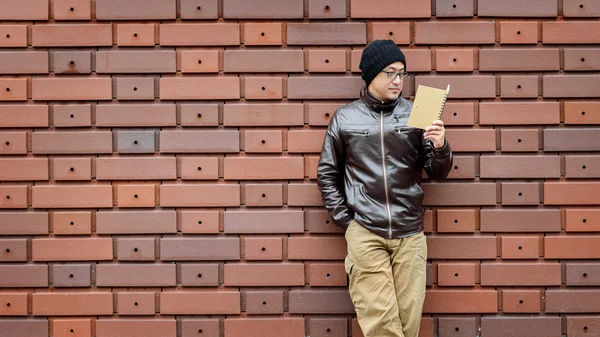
xmin=424 ymin=120 xmax=446 ymax=149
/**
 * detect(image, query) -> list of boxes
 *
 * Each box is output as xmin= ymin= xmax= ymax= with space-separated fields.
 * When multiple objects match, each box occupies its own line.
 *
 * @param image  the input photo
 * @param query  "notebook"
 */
xmin=407 ymin=84 xmax=450 ymax=129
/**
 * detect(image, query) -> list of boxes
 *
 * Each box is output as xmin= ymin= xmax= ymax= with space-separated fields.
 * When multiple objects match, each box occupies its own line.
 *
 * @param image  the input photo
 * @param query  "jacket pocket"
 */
xmin=344 ymin=128 xmax=369 ymax=136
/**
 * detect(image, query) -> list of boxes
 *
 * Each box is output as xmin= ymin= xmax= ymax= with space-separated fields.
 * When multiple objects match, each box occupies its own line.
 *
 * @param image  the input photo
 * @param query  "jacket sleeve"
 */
xmin=418 ymin=133 xmax=453 ymax=181
xmin=317 ymin=114 xmax=354 ymax=230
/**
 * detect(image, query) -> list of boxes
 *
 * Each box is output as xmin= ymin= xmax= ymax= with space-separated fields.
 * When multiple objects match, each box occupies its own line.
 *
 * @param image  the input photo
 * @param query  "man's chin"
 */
xmin=386 ymin=92 xmax=401 ymax=100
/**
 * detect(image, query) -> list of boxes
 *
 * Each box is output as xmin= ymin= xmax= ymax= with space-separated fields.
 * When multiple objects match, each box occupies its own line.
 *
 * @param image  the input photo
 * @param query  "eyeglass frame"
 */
xmin=380 ymin=70 xmax=409 ymax=81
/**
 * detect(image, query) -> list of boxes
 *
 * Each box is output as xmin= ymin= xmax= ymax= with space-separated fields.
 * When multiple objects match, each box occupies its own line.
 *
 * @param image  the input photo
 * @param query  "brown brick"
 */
xmin=350 ymin=0 xmax=430 ymax=18
xmin=180 ymin=263 xmax=219 ymax=286
xmin=180 ymin=0 xmax=219 ymax=19
xmin=225 ymin=318 xmax=304 ymax=337
xmin=180 ymin=104 xmax=219 ymax=126
xmin=0 ymin=293 xmax=28 ymax=316
xmin=481 ymin=208 xmax=560 ymax=232
xmin=563 ymin=0 xmax=600 ymax=16
xmin=32 ymin=131 xmax=111 ymax=154
xmin=160 ymin=291 xmax=240 ymax=314
xmin=437 ymin=262 xmax=477 ymax=286
xmin=499 ymin=22 xmax=539 ymax=44
xmin=51 ymin=157 xmax=91 ymax=181
xmin=96 ymin=210 xmax=175 ymax=234
xmin=179 ymin=50 xmax=219 ymax=73
xmin=223 ymin=0 xmax=303 ymax=18
xmin=114 ymin=77 xmax=155 ymax=100
xmin=223 ymin=103 xmax=304 ymax=126
xmin=244 ymin=130 xmax=283 ymax=153
xmin=416 ymin=76 xmax=496 ymax=99
xmin=53 ymin=211 xmax=92 ymax=235
xmin=289 ymin=290 xmax=353 ymax=314
xmin=566 ymin=263 xmax=600 ymax=286
xmin=96 ymin=157 xmax=176 ymax=180
xmin=500 ymin=76 xmax=539 ymax=98
xmin=565 ymin=155 xmax=600 ymax=178
xmin=567 ymin=316 xmax=600 ymax=337
xmin=96 ymin=264 xmax=176 ymax=287
xmin=479 ymin=0 xmax=557 ymax=16
xmin=0 ymin=319 xmax=48 ymax=337
xmin=160 ymin=184 xmax=240 ymax=207
xmin=544 ymin=75 xmax=600 ymax=98
xmin=564 ymin=48 xmax=600 ymax=71
xmin=224 ymin=50 xmax=304 ymax=73
xmin=53 ymin=319 xmax=91 ymax=337
xmin=97 ymin=51 xmax=175 ymax=73
xmin=51 ymin=263 xmax=92 ymax=288
xmin=33 ymin=78 xmax=112 ymax=101
xmin=481 ymin=317 xmax=561 ymax=337
xmin=414 ymin=22 xmax=495 ymax=44
xmin=0 ymin=132 xmax=27 ymax=154
xmin=0 ymin=185 xmax=28 ymax=208
xmin=161 ymin=237 xmax=240 ymax=260
xmin=53 ymin=0 xmax=91 ymax=20
xmin=287 ymin=23 xmax=366 ymax=45
xmin=116 ymin=238 xmax=156 ymax=261
xmin=0 ymin=25 xmax=27 ymax=47
xmin=96 ymin=0 xmax=175 ymax=20
xmin=225 ymin=263 xmax=304 ymax=286
xmin=0 ymin=105 xmax=48 ymax=128
xmin=32 ymin=24 xmax=111 ymax=47
xmin=244 ymin=183 xmax=283 ymax=206
xmin=287 ymin=130 xmax=325 ymax=153
xmin=307 ymin=263 xmax=346 ymax=287
xmin=501 ymin=235 xmax=540 ymax=259
xmin=500 ymin=129 xmax=539 ymax=152
xmin=481 ymin=262 xmax=560 ymax=285
xmin=52 ymin=105 xmax=91 ymax=128
xmin=288 ymin=236 xmax=345 ymax=260
xmin=116 ymin=23 xmax=155 ymax=47
xmin=179 ymin=210 xmax=219 ymax=234
xmin=178 ymin=157 xmax=219 ymax=181
xmin=437 ymin=317 xmax=477 ymax=337
xmin=307 ymin=49 xmax=346 ymax=73
xmin=32 ymin=238 xmax=112 ymax=261
xmin=502 ymin=289 xmax=541 ymax=313
xmin=287 ymin=76 xmax=363 ymax=99
xmin=244 ymin=237 xmax=283 ymax=260
xmin=244 ymin=290 xmax=284 ymax=315
xmin=427 ymin=236 xmax=497 ymax=259
xmin=32 ymin=185 xmax=112 ymax=208
xmin=159 ymin=23 xmax=240 ymax=46
xmin=224 ymin=157 xmax=304 ymax=180
xmin=436 ymin=0 xmax=474 ymax=17
xmin=546 ymin=290 xmax=600 ymax=313
xmin=288 ymin=183 xmax=322 ymax=206
xmin=437 ymin=209 xmax=477 ymax=233
xmin=367 ymin=22 xmax=410 ymax=44
xmin=160 ymin=77 xmax=240 ymax=100
xmin=435 ymin=48 xmax=475 ymax=72
xmin=565 ymin=208 xmax=600 ymax=232
xmin=306 ymin=209 xmax=343 ymax=234
xmin=243 ymin=23 xmax=284 ymax=46
xmin=546 ymin=128 xmax=600 ymax=151
xmin=33 ymin=292 xmax=112 ymax=316
xmin=0 ymin=52 xmax=48 ymax=74
xmin=0 ymin=0 xmax=48 ymax=20
xmin=53 ymin=51 xmax=92 ymax=74
xmin=479 ymin=101 xmax=559 ymax=125
xmin=116 ymin=292 xmax=156 ymax=315
xmin=423 ymin=290 xmax=498 ymax=313
xmin=243 ymin=77 xmax=283 ymax=100
xmin=116 ymin=184 xmax=155 ymax=208
xmin=446 ymin=156 xmax=476 ymax=179
xmin=501 ymin=182 xmax=540 ymax=205
xmin=0 ymin=239 xmax=27 ymax=261
xmin=96 ymin=319 xmax=175 ymax=337
xmin=305 ymin=156 xmax=319 ymax=179
xmin=0 ymin=212 xmax=48 ymax=235
xmin=160 ymin=130 xmax=239 ymax=153
xmin=422 ymin=183 xmax=497 ymax=206
xmin=307 ymin=103 xmax=341 ymax=126
xmin=181 ymin=318 xmax=220 ymax=337
xmin=543 ymin=21 xmax=600 ymax=44
xmin=545 ymin=182 xmax=600 ymax=205
xmin=0 ymin=158 xmax=48 ymax=181
xmin=480 ymin=155 xmax=559 ymax=178
xmin=0 ymin=78 xmax=27 ymax=101
xmin=308 ymin=0 xmax=346 ymax=18
xmin=224 ymin=210 xmax=303 ymax=233
xmin=0 ymin=265 xmax=48 ymax=287
xmin=545 ymin=235 xmax=600 ymax=259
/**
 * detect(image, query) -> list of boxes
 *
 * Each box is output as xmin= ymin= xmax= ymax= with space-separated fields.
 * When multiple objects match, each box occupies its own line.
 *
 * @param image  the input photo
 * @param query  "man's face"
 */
xmin=367 ymin=61 xmax=405 ymax=102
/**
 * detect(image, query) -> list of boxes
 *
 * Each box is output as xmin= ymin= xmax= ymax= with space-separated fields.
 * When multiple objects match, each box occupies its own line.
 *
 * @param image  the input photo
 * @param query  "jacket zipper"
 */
xmin=380 ymin=114 xmax=393 ymax=238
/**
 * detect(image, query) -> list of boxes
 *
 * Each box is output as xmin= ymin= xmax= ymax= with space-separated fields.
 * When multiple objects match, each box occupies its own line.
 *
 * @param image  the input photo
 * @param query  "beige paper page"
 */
xmin=407 ymin=84 xmax=450 ymax=129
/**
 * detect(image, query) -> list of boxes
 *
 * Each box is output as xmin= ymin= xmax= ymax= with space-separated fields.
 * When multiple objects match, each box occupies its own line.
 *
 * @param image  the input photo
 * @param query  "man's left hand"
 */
xmin=424 ymin=120 xmax=446 ymax=149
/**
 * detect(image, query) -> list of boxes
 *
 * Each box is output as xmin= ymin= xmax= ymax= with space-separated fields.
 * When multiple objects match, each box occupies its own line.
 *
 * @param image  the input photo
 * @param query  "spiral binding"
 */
xmin=438 ymin=84 xmax=451 ymax=120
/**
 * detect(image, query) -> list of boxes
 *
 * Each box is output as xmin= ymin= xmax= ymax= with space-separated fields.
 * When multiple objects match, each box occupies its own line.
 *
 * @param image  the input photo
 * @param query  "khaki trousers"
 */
xmin=344 ymin=220 xmax=427 ymax=337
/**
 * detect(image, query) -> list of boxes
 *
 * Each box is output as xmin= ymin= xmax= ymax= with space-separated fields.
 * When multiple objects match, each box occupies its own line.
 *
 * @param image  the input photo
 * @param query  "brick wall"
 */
xmin=0 ymin=0 xmax=599 ymax=336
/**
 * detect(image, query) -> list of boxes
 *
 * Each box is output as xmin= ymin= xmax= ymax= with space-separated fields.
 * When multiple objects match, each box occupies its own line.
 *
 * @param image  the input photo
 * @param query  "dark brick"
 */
xmin=160 ymin=238 xmax=240 ymax=260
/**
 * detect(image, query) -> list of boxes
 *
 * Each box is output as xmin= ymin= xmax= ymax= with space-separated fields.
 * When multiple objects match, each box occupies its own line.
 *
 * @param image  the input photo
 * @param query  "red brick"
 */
xmin=437 ymin=262 xmax=477 ymax=286
xmin=161 ymin=237 xmax=240 ymax=260
xmin=288 ymin=236 xmax=345 ymax=260
xmin=481 ymin=262 xmax=561 ymax=285
xmin=0 ymin=25 xmax=27 ymax=47
xmin=0 ymin=239 xmax=27 ymax=261
xmin=160 ymin=77 xmax=240 ymax=100
xmin=350 ymin=0 xmax=430 ymax=18
xmin=223 ymin=49 xmax=304 ymax=73
xmin=96 ymin=319 xmax=176 ymax=337
xmin=500 ymin=76 xmax=539 ymax=98
xmin=423 ymin=183 xmax=497 ymax=206
xmin=306 ymin=103 xmax=342 ymax=126
xmin=32 ymin=131 xmax=111 ymax=154
xmin=97 ymin=51 xmax=175 ymax=74
xmin=245 ymin=290 xmax=284 ymax=314
xmin=500 ymin=129 xmax=539 ymax=152
xmin=51 ymin=157 xmax=92 ymax=181
xmin=33 ymin=185 xmax=112 ymax=208
xmin=565 ymin=208 xmax=600 ymax=232
xmin=446 ymin=156 xmax=476 ymax=179
xmin=480 ymin=155 xmax=559 ymax=178
xmin=415 ymin=22 xmax=495 ymax=45
xmin=51 ymin=105 xmax=89 ymax=128
xmin=0 ymin=158 xmax=48 ymax=181
xmin=32 ymin=24 xmax=111 ymax=47
xmin=244 ymin=237 xmax=283 ymax=260
xmin=0 ymin=78 xmax=27 ymax=101
xmin=0 ymin=212 xmax=48 ymax=235
xmin=546 ymin=290 xmax=600 ymax=313
xmin=96 ymin=264 xmax=176 ymax=287
xmin=545 ymin=182 xmax=600 ymax=205
xmin=225 ymin=318 xmax=304 ymax=337
xmin=0 ymin=132 xmax=27 ymax=154
xmin=32 ymin=238 xmax=112 ymax=261
xmin=33 ymin=78 xmax=112 ymax=101
xmin=244 ymin=130 xmax=283 ymax=153
xmin=53 ymin=319 xmax=91 ymax=337
xmin=308 ymin=318 xmax=347 ymax=337
xmin=160 ymin=184 xmax=240 ymax=207
xmin=52 ymin=211 xmax=92 ymax=235
xmin=545 ymin=235 xmax=600 ymax=259
xmin=563 ymin=0 xmax=600 ymax=17
xmin=180 ymin=0 xmax=219 ymax=19
xmin=427 ymin=235 xmax=497 ymax=259
xmin=440 ymin=103 xmax=476 ymax=127
xmin=436 ymin=0 xmax=474 ymax=16
xmin=545 ymin=128 xmax=600 ymax=151
xmin=180 ymin=263 xmax=219 ymax=286
xmin=224 ymin=210 xmax=304 ymax=233
xmin=564 ymin=48 xmax=600 ymax=71
xmin=423 ymin=290 xmax=498 ymax=313
xmin=244 ymin=183 xmax=283 ymax=206
xmin=53 ymin=0 xmax=91 ymax=20
xmin=481 ymin=317 xmax=561 ymax=337
xmin=225 ymin=263 xmax=304 ymax=286
xmin=96 ymin=157 xmax=176 ymax=180
xmin=482 ymin=48 xmax=559 ymax=71
xmin=116 ymin=292 xmax=156 ymax=315
xmin=180 ymin=103 xmax=219 ymax=126
xmin=0 ymin=265 xmax=48 ymax=288
xmin=51 ymin=263 xmax=91 ymax=288
xmin=116 ymin=184 xmax=156 ymax=208
xmin=178 ymin=157 xmax=219 ymax=180
xmin=223 ymin=103 xmax=304 ymax=126
xmin=567 ymin=263 xmax=600 ymax=286
xmin=367 ymin=22 xmax=410 ymax=44
xmin=179 ymin=50 xmax=219 ymax=73
xmin=160 ymin=130 xmax=239 ymax=153
xmin=501 ymin=235 xmax=540 ymax=259
xmin=0 ymin=0 xmax=48 ymax=20
xmin=306 ymin=49 xmax=345 ymax=73
xmin=479 ymin=0 xmax=557 ymax=16
xmin=404 ymin=49 xmax=433 ymax=72
xmin=435 ymin=48 xmax=475 ymax=72
xmin=499 ymin=21 xmax=538 ymax=44
xmin=289 ymin=290 xmax=354 ymax=314
xmin=181 ymin=318 xmax=220 ymax=337
xmin=32 ymin=292 xmax=112 ymax=316
xmin=96 ymin=0 xmax=175 ymax=20
xmin=416 ymin=76 xmax=496 ymax=98
xmin=115 ymin=77 xmax=155 ymax=100
xmin=437 ymin=318 xmax=476 ymax=337
xmin=307 ymin=263 xmax=346 ymax=287
xmin=568 ymin=317 xmax=600 ymax=337
xmin=0 ymin=185 xmax=28 ymax=208
xmin=543 ymin=21 xmax=600 ymax=44
xmin=481 ymin=208 xmax=560 ymax=232
xmin=224 ymin=157 xmax=304 ymax=180
xmin=479 ymin=101 xmax=559 ymax=125
xmin=243 ymin=77 xmax=283 ymax=99
xmin=308 ymin=0 xmax=346 ymax=18
xmin=287 ymin=76 xmax=363 ymax=99
xmin=179 ymin=210 xmax=220 ymax=234
xmin=306 ymin=209 xmax=344 ymax=234
xmin=544 ymin=75 xmax=600 ymax=98
xmin=0 ymin=52 xmax=48 ymax=74
xmin=502 ymin=290 xmax=541 ymax=313
xmin=159 ymin=23 xmax=240 ymax=46
xmin=565 ymin=155 xmax=600 ymax=178
xmin=287 ymin=130 xmax=325 ymax=153
xmin=502 ymin=182 xmax=540 ymax=205
xmin=223 ymin=0 xmax=303 ymax=18
xmin=287 ymin=23 xmax=366 ymax=45
xmin=0 ymin=105 xmax=48 ymax=128
xmin=160 ymin=291 xmax=241 ymax=315
xmin=437 ymin=209 xmax=477 ymax=233
xmin=116 ymin=23 xmax=156 ymax=46
xmin=242 ymin=23 xmax=284 ymax=46
xmin=288 ymin=183 xmax=322 ymax=206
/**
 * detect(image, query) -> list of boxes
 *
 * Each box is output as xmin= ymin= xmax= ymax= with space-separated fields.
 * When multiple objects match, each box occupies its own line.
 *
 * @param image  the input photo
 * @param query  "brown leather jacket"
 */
xmin=317 ymin=94 xmax=453 ymax=239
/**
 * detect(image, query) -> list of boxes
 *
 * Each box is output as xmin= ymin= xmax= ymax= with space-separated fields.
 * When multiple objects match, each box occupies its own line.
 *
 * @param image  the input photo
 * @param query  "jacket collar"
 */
xmin=360 ymin=87 xmax=399 ymax=113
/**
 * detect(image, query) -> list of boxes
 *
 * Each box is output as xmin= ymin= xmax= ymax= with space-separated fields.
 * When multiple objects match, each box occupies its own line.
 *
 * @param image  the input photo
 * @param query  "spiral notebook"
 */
xmin=407 ymin=84 xmax=451 ymax=129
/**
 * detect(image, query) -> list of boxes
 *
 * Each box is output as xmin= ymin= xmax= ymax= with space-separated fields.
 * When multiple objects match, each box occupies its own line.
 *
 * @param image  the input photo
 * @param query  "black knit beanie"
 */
xmin=359 ymin=40 xmax=407 ymax=87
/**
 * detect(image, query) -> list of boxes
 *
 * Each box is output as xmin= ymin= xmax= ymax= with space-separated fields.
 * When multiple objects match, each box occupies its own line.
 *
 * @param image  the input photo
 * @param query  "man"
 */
xmin=317 ymin=40 xmax=453 ymax=337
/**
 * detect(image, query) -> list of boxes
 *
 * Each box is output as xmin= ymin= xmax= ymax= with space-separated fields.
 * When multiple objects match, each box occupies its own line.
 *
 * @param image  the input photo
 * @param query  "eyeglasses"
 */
xmin=381 ymin=70 xmax=409 ymax=81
